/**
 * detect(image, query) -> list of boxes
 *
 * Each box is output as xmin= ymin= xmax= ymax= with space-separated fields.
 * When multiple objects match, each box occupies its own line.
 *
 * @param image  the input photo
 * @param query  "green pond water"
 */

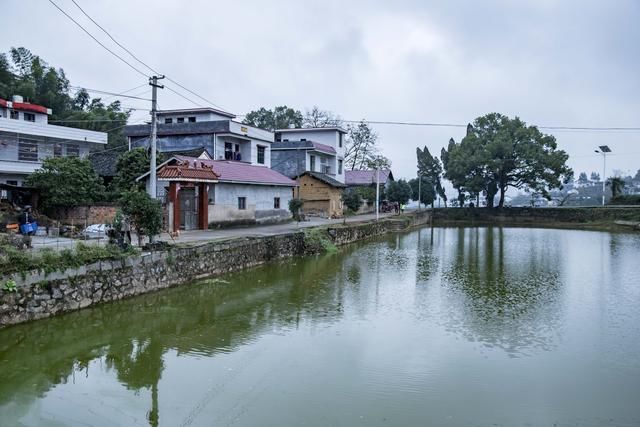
xmin=1 ymin=227 xmax=640 ymax=426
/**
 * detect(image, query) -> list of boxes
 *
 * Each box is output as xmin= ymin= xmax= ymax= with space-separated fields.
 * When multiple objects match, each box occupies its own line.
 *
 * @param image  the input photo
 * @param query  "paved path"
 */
xmin=157 ymin=212 xmax=400 ymax=244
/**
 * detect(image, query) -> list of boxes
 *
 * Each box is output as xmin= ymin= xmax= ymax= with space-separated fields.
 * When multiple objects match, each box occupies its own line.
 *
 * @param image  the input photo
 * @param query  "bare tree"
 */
xmin=303 ymin=106 xmax=342 ymax=128
xmin=344 ymin=121 xmax=390 ymax=170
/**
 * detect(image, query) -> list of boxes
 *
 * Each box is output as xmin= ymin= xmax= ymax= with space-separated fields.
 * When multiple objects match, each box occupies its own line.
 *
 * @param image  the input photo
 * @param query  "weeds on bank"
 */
xmin=303 ymin=228 xmax=337 ymax=254
xmin=0 ymin=236 xmax=138 ymax=277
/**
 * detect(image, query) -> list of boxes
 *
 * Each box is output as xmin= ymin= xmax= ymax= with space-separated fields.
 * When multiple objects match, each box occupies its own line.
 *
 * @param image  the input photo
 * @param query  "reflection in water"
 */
xmin=1 ymin=227 xmax=639 ymax=426
xmin=439 ymin=227 xmax=563 ymax=356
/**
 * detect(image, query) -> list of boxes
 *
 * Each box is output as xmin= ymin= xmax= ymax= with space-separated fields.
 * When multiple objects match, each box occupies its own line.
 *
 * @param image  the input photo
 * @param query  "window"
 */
xmin=338 ymin=159 xmax=343 ymax=175
xmin=339 ymin=133 xmax=344 ymax=148
xmin=257 ymin=146 xmax=265 ymax=164
xmin=238 ymin=197 xmax=246 ymax=210
xmin=6 ymin=180 xmax=18 ymax=186
xmin=188 ymin=116 xmax=196 ymax=123
xmin=18 ymin=140 xmax=38 ymax=161
xmin=177 ymin=117 xmax=185 ymax=123
xmin=53 ymin=143 xmax=63 ymax=157
xmin=164 ymin=118 xmax=173 ymax=124
xmin=274 ymin=197 xmax=280 ymax=209
xmin=67 ymin=144 xmax=80 ymax=157
xmin=300 ymin=138 xmax=306 ymax=141
xmin=24 ymin=112 xmax=35 ymax=122
xmin=310 ymin=155 xmax=316 ymax=171
xmin=225 ymin=142 xmax=233 ymax=160
xmin=10 ymin=110 xmax=19 ymax=120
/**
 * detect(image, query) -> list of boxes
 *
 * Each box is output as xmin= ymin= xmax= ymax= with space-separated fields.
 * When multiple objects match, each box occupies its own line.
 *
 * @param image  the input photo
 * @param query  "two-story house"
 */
xmin=127 ymin=108 xmax=296 ymax=231
xmin=271 ymin=127 xmax=347 ymax=218
xmin=0 ymin=95 xmax=108 ymax=186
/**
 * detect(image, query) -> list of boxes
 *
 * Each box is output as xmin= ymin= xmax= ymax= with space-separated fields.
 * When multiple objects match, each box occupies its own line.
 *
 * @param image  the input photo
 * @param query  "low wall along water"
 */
xmin=0 ymin=211 xmax=431 ymax=327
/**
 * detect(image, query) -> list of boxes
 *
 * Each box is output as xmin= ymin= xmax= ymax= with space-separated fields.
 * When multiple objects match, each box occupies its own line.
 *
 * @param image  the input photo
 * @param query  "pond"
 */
xmin=1 ymin=227 xmax=639 ymax=426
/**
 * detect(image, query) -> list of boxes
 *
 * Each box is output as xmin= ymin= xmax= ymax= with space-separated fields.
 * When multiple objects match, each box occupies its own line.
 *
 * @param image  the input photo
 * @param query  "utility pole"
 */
xmin=595 ymin=145 xmax=611 ymax=206
xmin=148 ymin=75 xmax=165 ymax=199
xmin=375 ymin=168 xmax=380 ymax=221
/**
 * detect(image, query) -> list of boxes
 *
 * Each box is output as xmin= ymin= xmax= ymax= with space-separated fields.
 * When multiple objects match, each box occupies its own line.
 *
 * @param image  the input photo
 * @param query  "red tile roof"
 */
xmin=157 ymin=159 xmax=220 ymax=182
xmin=311 ymin=142 xmax=336 ymax=154
xmin=174 ymin=156 xmax=296 ymax=186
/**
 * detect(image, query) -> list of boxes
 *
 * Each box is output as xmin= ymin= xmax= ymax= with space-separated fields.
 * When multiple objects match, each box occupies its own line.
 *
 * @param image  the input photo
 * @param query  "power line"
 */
xmin=69 ymin=0 xmax=229 ymax=111
xmin=47 ymin=0 xmax=149 ymax=78
xmin=69 ymin=86 xmax=151 ymax=101
xmin=339 ymin=119 xmax=640 ymax=132
xmin=164 ymin=85 xmax=205 ymax=108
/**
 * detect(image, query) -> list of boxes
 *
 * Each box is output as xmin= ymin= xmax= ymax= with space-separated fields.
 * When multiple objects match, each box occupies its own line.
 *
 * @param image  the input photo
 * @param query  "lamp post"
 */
xmin=594 ymin=145 xmax=611 ymax=206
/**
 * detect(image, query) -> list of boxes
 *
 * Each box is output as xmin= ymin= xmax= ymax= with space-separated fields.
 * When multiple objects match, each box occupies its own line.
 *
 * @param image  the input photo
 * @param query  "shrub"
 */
xmin=342 ymin=190 xmax=363 ymax=213
xmin=289 ymin=198 xmax=304 ymax=221
xmin=608 ymin=195 xmax=640 ymax=205
xmin=121 ymin=191 xmax=163 ymax=244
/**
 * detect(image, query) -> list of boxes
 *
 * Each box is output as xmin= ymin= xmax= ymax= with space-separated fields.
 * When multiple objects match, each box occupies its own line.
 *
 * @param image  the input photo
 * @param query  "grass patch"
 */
xmin=0 ymin=236 xmax=138 ymax=277
xmin=303 ymin=228 xmax=337 ymax=254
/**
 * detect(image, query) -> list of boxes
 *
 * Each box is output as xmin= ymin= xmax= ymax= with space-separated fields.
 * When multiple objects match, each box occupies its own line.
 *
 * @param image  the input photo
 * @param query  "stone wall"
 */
xmin=0 ymin=211 xmax=432 ymax=327
xmin=431 ymin=206 xmax=640 ymax=226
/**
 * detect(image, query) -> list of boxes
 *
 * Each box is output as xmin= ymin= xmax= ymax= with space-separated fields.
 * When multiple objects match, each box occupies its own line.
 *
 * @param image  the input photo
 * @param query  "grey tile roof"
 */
xmin=123 ymin=120 xmax=230 ymax=137
xmin=299 ymin=171 xmax=346 ymax=188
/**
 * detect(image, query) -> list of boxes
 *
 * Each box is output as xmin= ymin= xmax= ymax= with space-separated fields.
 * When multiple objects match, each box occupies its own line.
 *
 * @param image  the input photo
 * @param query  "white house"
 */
xmin=124 ymin=107 xmax=273 ymax=170
xmin=271 ymin=127 xmax=347 ymax=184
xmin=128 ymin=108 xmax=296 ymax=230
xmin=0 ymin=95 xmax=107 ymax=186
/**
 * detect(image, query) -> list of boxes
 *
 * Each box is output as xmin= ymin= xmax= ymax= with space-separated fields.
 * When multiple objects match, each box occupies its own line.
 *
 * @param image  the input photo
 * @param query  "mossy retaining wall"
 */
xmin=0 ymin=210 xmax=431 ymax=327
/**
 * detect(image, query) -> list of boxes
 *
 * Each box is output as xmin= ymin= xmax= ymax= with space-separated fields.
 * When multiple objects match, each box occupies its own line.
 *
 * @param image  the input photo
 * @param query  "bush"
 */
xmin=121 ymin=191 xmax=163 ymax=244
xmin=608 ymin=195 xmax=640 ymax=205
xmin=289 ymin=198 xmax=304 ymax=221
xmin=303 ymin=228 xmax=337 ymax=253
xmin=342 ymin=190 xmax=363 ymax=213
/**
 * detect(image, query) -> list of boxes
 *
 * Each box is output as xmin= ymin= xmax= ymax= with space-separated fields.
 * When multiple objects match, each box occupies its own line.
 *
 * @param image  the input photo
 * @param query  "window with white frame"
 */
xmin=24 ymin=112 xmax=35 ymax=122
xmin=257 ymin=146 xmax=265 ymax=164
xmin=18 ymin=139 xmax=38 ymax=161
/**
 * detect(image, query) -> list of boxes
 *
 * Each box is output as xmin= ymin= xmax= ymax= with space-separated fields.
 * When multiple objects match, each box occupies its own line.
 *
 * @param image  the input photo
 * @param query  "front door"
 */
xmin=179 ymin=188 xmax=199 ymax=230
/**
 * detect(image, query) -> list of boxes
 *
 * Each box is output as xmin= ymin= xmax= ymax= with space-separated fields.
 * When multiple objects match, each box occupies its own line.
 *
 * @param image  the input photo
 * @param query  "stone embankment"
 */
xmin=0 ymin=211 xmax=430 ymax=327
xmin=431 ymin=206 xmax=640 ymax=229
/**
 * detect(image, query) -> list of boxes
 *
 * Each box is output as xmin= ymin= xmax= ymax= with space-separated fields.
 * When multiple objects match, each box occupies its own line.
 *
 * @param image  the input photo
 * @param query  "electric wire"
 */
xmin=47 ymin=0 xmax=149 ymax=78
xmin=68 ymin=0 xmax=229 ymax=111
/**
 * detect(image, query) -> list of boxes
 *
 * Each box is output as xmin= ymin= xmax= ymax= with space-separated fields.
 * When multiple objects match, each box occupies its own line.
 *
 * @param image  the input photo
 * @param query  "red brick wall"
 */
xmin=53 ymin=205 xmax=118 ymax=225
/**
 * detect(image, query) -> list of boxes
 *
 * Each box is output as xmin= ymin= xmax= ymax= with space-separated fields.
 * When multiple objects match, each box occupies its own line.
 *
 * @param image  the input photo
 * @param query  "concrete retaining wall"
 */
xmin=0 ymin=210 xmax=431 ymax=327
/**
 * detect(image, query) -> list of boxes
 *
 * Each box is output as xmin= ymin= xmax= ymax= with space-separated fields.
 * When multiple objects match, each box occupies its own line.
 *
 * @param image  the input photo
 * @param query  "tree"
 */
xmin=120 ymin=191 xmax=163 ymax=245
xmin=243 ymin=106 xmax=303 ymax=131
xmin=0 ymin=47 xmax=130 ymax=146
xmin=409 ymin=177 xmax=436 ymax=207
xmin=342 ymin=190 xmax=362 ymax=213
xmin=590 ymin=172 xmax=601 ymax=182
xmin=112 ymin=148 xmax=166 ymax=193
xmin=417 ymin=146 xmax=446 ymax=207
xmin=577 ymin=172 xmax=589 ymax=185
xmin=633 ymin=169 xmax=640 ymax=183
xmin=365 ymin=154 xmax=392 ymax=170
xmin=606 ymin=177 xmax=625 ymax=199
xmin=303 ymin=106 xmax=342 ymax=128
xmin=344 ymin=121 xmax=383 ymax=170
xmin=26 ymin=157 xmax=105 ymax=213
xmin=443 ymin=113 xmax=572 ymax=208
xmin=386 ymin=179 xmax=413 ymax=205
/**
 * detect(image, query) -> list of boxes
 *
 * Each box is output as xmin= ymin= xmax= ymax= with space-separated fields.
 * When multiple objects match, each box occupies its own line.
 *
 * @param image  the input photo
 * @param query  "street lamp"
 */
xmin=594 ymin=145 xmax=611 ymax=206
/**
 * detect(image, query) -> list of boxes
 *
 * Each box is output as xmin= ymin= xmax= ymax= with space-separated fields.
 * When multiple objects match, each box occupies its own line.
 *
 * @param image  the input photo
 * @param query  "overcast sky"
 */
xmin=3 ymin=0 xmax=639 ymax=181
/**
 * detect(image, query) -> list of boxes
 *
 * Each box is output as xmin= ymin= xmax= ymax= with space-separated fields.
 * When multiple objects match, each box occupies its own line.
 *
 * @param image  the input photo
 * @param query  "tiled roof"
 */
xmin=162 ymin=147 xmax=211 ymax=158
xmin=174 ymin=156 xmax=296 ymax=186
xmin=299 ymin=171 xmax=346 ymax=188
xmin=90 ymin=150 xmax=121 ymax=177
xmin=272 ymin=140 xmax=336 ymax=155
xmin=157 ymin=159 xmax=220 ymax=182
xmin=345 ymin=169 xmax=394 ymax=186
xmin=124 ymin=120 xmax=230 ymax=137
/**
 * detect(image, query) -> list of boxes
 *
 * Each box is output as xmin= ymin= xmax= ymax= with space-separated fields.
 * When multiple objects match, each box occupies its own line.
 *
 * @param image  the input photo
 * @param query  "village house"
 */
xmin=127 ymin=109 xmax=296 ymax=231
xmin=344 ymin=169 xmax=395 ymax=213
xmin=137 ymin=153 xmax=296 ymax=231
xmin=271 ymin=127 xmax=347 ymax=217
xmin=124 ymin=107 xmax=273 ymax=168
xmin=0 ymin=95 xmax=108 ymax=187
